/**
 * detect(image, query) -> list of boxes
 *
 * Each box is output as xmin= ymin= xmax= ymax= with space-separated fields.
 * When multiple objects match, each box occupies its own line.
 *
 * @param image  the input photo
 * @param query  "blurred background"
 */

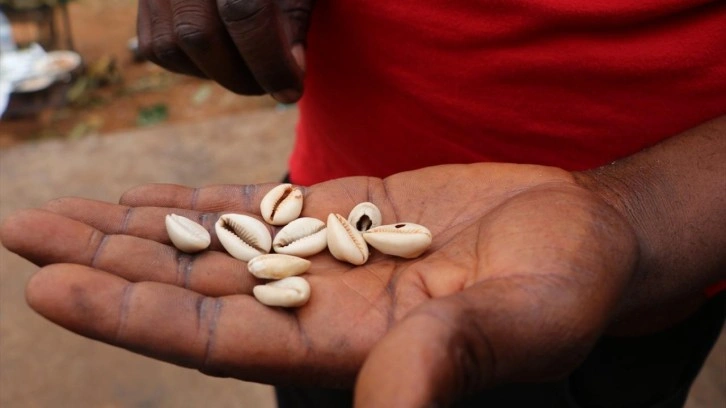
xmin=0 ymin=0 xmax=723 ymax=407
xmin=0 ymin=0 xmax=279 ymax=146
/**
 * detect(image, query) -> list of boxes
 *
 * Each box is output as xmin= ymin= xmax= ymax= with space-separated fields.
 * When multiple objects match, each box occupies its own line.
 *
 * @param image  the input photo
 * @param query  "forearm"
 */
xmin=575 ymin=115 xmax=726 ymax=332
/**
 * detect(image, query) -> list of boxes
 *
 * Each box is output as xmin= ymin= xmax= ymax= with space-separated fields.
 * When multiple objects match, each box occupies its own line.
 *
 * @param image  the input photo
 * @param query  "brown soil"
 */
xmin=0 ymin=0 xmax=277 ymax=148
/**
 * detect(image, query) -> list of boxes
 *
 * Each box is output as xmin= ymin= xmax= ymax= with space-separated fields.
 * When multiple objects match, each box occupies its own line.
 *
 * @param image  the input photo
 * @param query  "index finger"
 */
xmin=119 ymin=183 xmax=275 ymax=213
xmin=118 ymin=181 xmax=381 ymax=221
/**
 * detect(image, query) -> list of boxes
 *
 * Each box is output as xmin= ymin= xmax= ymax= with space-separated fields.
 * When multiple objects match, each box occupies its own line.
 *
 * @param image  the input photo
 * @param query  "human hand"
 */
xmin=0 ymin=164 xmax=638 ymax=406
xmin=137 ymin=0 xmax=310 ymax=102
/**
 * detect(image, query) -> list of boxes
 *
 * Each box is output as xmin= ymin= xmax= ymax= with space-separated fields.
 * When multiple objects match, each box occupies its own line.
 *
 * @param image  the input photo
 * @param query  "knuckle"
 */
xmin=88 ymin=229 xmax=108 ymax=267
xmin=218 ymin=0 xmax=269 ymax=23
xmin=43 ymin=196 xmax=72 ymax=210
xmin=283 ymin=7 xmax=310 ymax=26
xmin=136 ymin=32 xmax=155 ymax=59
xmin=118 ymin=189 xmax=137 ymax=205
xmin=197 ymin=297 xmax=222 ymax=369
xmin=113 ymin=283 xmax=135 ymax=344
xmin=137 ymin=41 xmax=154 ymax=60
xmin=174 ymin=22 xmax=214 ymax=52
xmin=151 ymin=36 xmax=184 ymax=63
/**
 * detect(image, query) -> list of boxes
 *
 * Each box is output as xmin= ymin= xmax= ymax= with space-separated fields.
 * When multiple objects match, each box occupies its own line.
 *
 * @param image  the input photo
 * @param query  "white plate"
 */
xmin=34 ymin=50 xmax=82 ymax=76
xmin=13 ymin=75 xmax=55 ymax=93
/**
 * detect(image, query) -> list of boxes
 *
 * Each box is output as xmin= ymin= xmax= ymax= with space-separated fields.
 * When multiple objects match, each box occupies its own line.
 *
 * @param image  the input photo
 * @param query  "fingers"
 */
xmin=2 ymin=209 xmax=256 ymax=296
xmin=26 ymin=264 xmax=309 ymax=383
xmin=168 ymin=0 xmax=264 ymax=94
xmin=118 ymin=178 xmax=388 ymax=215
xmin=119 ymin=183 xmax=269 ymax=213
xmin=137 ymin=0 xmax=305 ymax=100
xmin=118 ymin=182 xmax=348 ymax=221
xmin=117 ymin=180 xmax=392 ymax=230
xmin=137 ymin=0 xmax=207 ymax=77
xmin=355 ymin=276 xmax=609 ymax=407
xmin=1 ymin=208 xmax=102 ymax=267
xmin=217 ymin=0 xmax=304 ymax=101
xmin=42 ymin=197 xmax=227 ymax=249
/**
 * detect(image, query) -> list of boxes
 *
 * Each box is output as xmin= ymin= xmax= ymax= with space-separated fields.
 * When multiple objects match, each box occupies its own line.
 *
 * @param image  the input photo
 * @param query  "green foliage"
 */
xmin=136 ymin=103 xmax=168 ymax=127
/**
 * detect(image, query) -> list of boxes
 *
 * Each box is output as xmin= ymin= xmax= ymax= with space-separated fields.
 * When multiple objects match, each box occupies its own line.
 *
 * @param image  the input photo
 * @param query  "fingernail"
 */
xmin=291 ymin=44 xmax=306 ymax=73
xmin=271 ymin=89 xmax=301 ymax=104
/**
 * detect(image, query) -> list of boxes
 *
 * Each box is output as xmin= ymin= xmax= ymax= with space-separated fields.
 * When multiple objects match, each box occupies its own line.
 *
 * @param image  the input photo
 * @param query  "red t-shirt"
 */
xmin=288 ymin=1 xmax=726 ymax=297
xmin=289 ymin=0 xmax=726 ymax=185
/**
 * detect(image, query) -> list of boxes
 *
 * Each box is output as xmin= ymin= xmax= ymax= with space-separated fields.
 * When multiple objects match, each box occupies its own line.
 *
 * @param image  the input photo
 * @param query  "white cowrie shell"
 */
xmin=215 ymin=214 xmax=271 ymax=261
xmin=363 ymin=223 xmax=432 ymax=258
xmin=326 ymin=213 xmax=369 ymax=265
xmin=165 ymin=214 xmax=210 ymax=253
xmin=253 ymin=276 xmax=311 ymax=307
xmin=247 ymin=254 xmax=311 ymax=279
xmin=347 ymin=202 xmax=382 ymax=232
xmin=260 ymin=183 xmax=304 ymax=226
xmin=272 ymin=217 xmax=328 ymax=257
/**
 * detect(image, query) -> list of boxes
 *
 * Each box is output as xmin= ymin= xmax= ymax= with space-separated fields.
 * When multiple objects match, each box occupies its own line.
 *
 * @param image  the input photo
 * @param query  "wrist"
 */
xmin=573 ymin=115 xmax=726 ymax=332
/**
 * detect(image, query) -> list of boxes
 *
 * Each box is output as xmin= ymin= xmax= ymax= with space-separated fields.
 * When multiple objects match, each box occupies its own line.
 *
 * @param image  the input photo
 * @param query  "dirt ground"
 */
xmin=0 ymin=0 xmax=277 ymax=148
xmin=0 ymin=110 xmax=299 ymax=408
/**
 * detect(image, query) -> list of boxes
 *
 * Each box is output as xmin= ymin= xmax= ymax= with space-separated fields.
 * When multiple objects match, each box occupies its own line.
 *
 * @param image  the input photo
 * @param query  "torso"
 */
xmin=290 ymin=0 xmax=726 ymax=185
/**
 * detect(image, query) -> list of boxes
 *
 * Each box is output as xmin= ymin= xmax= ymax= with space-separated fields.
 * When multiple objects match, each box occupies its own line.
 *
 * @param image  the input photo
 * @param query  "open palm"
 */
xmin=1 ymin=163 xmax=638 ymax=406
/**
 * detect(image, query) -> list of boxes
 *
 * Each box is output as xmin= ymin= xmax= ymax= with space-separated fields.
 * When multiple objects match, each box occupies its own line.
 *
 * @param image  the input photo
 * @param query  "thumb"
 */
xmin=354 ymin=278 xmax=608 ymax=407
xmin=353 ymin=298 xmax=495 ymax=408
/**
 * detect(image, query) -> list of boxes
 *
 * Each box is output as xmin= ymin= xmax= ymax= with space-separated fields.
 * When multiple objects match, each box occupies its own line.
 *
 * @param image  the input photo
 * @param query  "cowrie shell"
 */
xmin=347 ymin=202 xmax=382 ymax=232
xmin=253 ymin=276 xmax=311 ymax=307
xmin=165 ymin=214 xmax=210 ymax=253
xmin=247 ymin=254 xmax=311 ymax=279
xmin=215 ymin=214 xmax=271 ymax=261
xmin=260 ymin=183 xmax=304 ymax=226
xmin=272 ymin=217 xmax=327 ymax=257
xmin=326 ymin=213 xmax=369 ymax=265
xmin=363 ymin=223 xmax=432 ymax=258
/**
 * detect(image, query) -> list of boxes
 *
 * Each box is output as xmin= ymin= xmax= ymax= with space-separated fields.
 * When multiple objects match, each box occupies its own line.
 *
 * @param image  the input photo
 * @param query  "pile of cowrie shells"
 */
xmin=165 ymin=184 xmax=432 ymax=308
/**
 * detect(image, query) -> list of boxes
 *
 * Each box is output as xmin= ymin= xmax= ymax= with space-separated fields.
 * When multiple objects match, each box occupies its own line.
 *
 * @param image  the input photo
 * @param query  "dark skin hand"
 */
xmin=2 ymin=116 xmax=724 ymax=406
xmin=137 ymin=0 xmax=311 ymax=101
xmin=2 ymin=164 xmax=638 ymax=407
